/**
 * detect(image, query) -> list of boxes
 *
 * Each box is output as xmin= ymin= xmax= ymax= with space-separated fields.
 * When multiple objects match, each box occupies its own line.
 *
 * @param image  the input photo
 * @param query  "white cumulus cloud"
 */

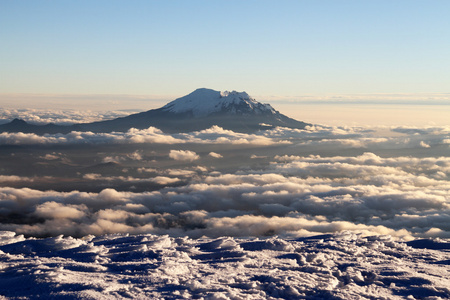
xmin=169 ymin=150 xmax=199 ymax=162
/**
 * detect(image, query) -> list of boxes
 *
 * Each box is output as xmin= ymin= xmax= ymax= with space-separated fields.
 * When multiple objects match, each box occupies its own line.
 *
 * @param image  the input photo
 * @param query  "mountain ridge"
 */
xmin=161 ymin=88 xmax=277 ymax=117
xmin=0 ymin=88 xmax=310 ymax=134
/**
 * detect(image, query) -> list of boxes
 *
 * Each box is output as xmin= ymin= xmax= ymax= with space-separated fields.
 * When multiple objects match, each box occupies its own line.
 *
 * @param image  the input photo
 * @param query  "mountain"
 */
xmin=0 ymin=118 xmax=83 ymax=135
xmin=0 ymin=88 xmax=310 ymax=134
xmin=161 ymin=89 xmax=277 ymax=117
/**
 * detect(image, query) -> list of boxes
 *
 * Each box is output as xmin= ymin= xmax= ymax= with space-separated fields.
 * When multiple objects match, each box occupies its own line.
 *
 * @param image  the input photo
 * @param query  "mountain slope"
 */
xmin=0 ymin=88 xmax=310 ymax=134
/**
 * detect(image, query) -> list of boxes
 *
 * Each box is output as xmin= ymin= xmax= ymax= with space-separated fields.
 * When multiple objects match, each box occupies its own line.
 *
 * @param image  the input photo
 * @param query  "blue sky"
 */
xmin=1 ymin=0 xmax=450 ymax=98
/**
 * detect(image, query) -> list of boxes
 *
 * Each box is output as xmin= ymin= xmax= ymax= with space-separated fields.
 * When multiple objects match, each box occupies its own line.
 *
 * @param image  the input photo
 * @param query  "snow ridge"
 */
xmin=162 ymin=88 xmax=276 ymax=117
xmin=1 ymin=231 xmax=450 ymax=299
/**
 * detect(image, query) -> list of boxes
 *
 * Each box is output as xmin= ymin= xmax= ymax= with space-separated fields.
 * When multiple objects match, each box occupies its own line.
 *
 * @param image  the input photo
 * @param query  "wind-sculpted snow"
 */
xmin=0 ymin=231 xmax=449 ymax=299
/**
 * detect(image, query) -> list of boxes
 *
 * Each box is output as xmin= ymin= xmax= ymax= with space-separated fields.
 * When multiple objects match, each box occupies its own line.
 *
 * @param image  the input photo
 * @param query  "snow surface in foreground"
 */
xmin=1 ymin=231 xmax=449 ymax=299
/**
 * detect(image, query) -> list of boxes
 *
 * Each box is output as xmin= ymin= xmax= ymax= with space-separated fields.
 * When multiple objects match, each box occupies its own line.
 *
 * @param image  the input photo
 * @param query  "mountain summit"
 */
xmin=0 ymin=88 xmax=310 ymax=134
xmin=161 ymin=88 xmax=276 ymax=117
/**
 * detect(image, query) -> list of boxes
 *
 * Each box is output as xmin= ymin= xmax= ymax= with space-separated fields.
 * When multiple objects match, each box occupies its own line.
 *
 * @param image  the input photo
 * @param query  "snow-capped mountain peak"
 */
xmin=0 ymin=88 xmax=309 ymax=134
xmin=162 ymin=88 xmax=276 ymax=117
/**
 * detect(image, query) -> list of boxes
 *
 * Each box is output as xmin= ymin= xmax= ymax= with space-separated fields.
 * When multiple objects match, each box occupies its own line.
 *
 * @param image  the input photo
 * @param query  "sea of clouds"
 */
xmin=0 ymin=120 xmax=449 ymax=241
xmin=0 ymin=108 xmax=138 ymax=125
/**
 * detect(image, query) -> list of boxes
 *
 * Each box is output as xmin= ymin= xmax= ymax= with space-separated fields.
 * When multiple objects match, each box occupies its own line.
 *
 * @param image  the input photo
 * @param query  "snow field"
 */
xmin=1 ymin=231 xmax=449 ymax=299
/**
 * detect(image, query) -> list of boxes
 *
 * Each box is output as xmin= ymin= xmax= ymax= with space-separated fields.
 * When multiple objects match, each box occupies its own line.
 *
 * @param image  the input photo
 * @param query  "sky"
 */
xmin=1 ymin=0 xmax=450 ymax=98
xmin=1 ymin=3 xmax=450 ymax=298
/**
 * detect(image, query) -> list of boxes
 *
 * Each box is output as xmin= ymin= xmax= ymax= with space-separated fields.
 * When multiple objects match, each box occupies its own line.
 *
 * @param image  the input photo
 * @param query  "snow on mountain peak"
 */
xmin=162 ymin=88 xmax=276 ymax=117
xmin=219 ymin=90 xmax=250 ymax=98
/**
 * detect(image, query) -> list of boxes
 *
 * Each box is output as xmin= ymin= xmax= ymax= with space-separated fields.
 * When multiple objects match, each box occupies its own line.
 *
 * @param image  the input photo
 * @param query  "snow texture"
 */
xmin=0 ymin=231 xmax=449 ymax=299
xmin=162 ymin=88 xmax=276 ymax=117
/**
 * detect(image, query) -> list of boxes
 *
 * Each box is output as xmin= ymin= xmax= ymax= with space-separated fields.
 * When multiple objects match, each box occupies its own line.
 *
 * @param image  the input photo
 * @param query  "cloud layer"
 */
xmin=1 ymin=151 xmax=449 ymax=240
xmin=1 ymin=125 xmax=449 ymax=159
xmin=0 ymin=108 xmax=135 ymax=125
xmin=0 ymin=126 xmax=290 ymax=146
xmin=0 ymin=123 xmax=448 ymax=239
